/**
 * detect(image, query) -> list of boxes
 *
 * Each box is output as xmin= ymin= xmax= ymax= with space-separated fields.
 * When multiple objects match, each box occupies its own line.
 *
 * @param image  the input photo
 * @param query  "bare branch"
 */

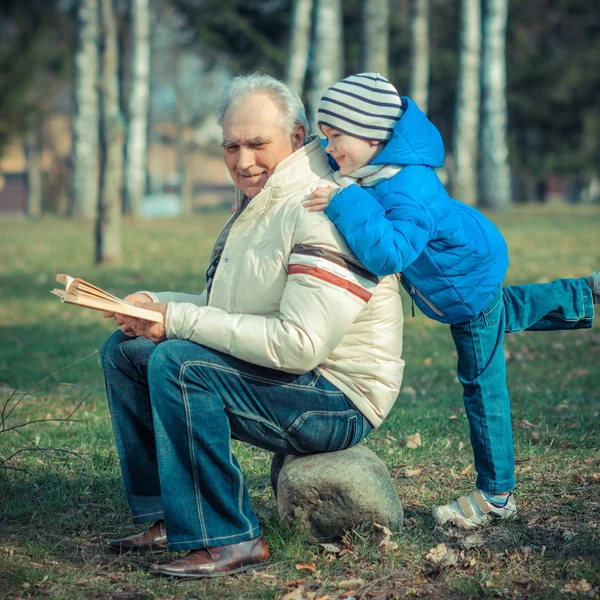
xmin=0 ymin=447 xmax=91 ymax=469
xmin=2 ymin=349 xmax=99 ymax=426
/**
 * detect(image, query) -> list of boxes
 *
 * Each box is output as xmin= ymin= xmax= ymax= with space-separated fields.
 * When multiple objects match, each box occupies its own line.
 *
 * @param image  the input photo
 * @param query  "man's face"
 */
xmin=222 ymin=94 xmax=305 ymax=198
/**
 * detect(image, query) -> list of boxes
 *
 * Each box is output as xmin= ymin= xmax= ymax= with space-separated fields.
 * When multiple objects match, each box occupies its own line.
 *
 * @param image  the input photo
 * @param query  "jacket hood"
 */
xmin=371 ymin=97 xmax=445 ymax=168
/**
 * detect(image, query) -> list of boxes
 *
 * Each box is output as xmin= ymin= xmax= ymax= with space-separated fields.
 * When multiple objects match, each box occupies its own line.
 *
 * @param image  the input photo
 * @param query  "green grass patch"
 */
xmin=1 ymin=205 xmax=599 ymax=599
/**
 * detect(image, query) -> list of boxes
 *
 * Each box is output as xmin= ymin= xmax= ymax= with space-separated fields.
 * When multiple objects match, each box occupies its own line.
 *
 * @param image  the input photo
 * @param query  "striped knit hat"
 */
xmin=317 ymin=73 xmax=403 ymax=142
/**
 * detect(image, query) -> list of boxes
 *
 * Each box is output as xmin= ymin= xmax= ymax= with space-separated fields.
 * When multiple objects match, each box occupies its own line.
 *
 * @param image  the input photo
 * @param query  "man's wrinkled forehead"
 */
xmin=221 ymin=94 xmax=283 ymax=141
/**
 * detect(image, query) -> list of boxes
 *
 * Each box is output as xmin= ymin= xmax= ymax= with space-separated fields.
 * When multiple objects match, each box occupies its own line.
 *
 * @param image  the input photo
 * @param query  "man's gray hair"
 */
xmin=215 ymin=73 xmax=310 ymax=137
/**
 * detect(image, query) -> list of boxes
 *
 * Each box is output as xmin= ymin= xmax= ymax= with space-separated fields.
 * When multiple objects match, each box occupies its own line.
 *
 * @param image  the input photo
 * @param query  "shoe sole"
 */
xmin=433 ymin=508 xmax=517 ymax=529
xmin=149 ymin=561 xmax=269 ymax=579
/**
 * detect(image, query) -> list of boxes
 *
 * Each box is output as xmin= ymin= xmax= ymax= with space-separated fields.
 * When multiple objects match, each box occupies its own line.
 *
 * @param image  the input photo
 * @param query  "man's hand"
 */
xmin=113 ymin=303 xmax=168 ymax=343
xmin=303 ymin=185 xmax=336 ymax=212
xmin=102 ymin=292 xmax=153 ymax=319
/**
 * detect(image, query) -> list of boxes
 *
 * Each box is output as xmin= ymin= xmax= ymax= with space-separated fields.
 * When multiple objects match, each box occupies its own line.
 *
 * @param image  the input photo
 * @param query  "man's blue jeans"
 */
xmin=451 ymin=278 xmax=594 ymax=493
xmin=100 ymin=332 xmax=372 ymax=551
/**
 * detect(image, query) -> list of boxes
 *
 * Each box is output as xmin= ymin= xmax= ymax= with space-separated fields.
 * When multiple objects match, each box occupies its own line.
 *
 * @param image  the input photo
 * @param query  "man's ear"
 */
xmin=290 ymin=123 xmax=306 ymax=151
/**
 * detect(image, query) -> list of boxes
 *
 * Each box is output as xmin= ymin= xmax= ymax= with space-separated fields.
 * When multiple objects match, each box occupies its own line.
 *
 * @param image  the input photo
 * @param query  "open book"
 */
xmin=51 ymin=274 xmax=164 ymax=323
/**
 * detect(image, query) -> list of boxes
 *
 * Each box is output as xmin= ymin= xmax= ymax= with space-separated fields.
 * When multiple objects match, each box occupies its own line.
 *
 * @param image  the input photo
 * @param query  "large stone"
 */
xmin=271 ymin=445 xmax=403 ymax=540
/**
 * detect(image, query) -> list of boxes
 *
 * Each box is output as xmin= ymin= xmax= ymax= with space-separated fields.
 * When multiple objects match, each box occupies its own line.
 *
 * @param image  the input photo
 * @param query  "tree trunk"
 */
xmin=24 ymin=127 xmax=43 ymax=218
xmin=451 ymin=0 xmax=480 ymax=206
xmin=409 ymin=0 xmax=429 ymax=113
xmin=175 ymin=56 xmax=193 ymax=216
xmin=71 ymin=0 xmax=100 ymax=219
xmin=285 ymin=0 xmax=313 ymax=95
xmin=96 ymin=0 xmax=123 ymax=265
xmin=360 ymin=0 xmax=389 ymax=76
xmin=307 ymin=0 xmax=344 ymax=132
xmin=479 ymin=0 xmax=511 ymax=210
xmin=124 ymin=0 xmax=150 ymax=216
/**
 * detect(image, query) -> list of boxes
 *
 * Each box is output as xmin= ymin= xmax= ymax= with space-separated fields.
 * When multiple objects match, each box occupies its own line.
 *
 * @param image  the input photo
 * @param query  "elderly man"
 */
xmin=100 ymin=73 xmax=404 ymax=578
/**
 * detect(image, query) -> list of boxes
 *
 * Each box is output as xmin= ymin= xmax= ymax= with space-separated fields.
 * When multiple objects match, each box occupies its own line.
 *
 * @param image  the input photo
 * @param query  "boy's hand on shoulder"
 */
xmin=304 ymin=185 xmax=337 ymax=212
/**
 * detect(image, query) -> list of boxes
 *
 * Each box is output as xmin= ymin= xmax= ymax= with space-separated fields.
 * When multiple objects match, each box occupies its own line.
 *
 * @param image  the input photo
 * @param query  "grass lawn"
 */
xmin=0 ymin=204 xmax=599 ymax=599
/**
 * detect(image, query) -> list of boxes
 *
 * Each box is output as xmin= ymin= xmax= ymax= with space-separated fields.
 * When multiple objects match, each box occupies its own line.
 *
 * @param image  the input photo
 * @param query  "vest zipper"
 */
xmin=411 ymin=284 xmax=445 ymax=317
xmin=410 ymin=286 xmax=416 ymax=317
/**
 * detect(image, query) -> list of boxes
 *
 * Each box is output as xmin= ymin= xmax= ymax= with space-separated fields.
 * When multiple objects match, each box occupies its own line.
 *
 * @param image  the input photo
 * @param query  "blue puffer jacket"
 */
xmin=324 ymin=96 xmax=509 ymax=325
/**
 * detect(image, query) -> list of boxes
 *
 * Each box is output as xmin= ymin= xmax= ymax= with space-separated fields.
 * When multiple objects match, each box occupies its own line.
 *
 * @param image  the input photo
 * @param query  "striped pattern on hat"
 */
xmin=317 ymin=73 xmax=403 ymax=142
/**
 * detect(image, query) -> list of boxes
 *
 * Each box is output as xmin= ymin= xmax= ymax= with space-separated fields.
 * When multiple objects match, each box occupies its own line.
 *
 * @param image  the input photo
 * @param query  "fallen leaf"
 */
xmin=592 ymin=473 xmax=600 ymax=481
xmin=562 ymin=579 xmax=592 ymax=594
xmin=515 ymin=419 xmax=541 ymax=429
xmin=284 ymin=579 xmax=306 ymax=587
xmin=404 ymin=466 xmax=423 ymax=478
xmin=380 ymin=538 xmax=399 ymax=552
xmin=464 ymin=556 xmax=477 ymax=567
xmin=527 ymin=517 xmax=539 ymax=526
xmin=449 ymin=415 xmax=458 ymax=420
xmin=281 ymin=587 xmax=311 ymax=600
xmin=423 ymin=357 xmax=432 ymax=366
xmin=295 ymin=562 xmax=316 ymax=573
xmin=374 ymin=522 xmax=393 ymax=536
xmin=406 ymin=432 xmax=422 ymax=449
xmin=460 ymin=464 xmax=473 ymax=476
xmin=425 ymin=543 xmax=458 ymax=566
xmin=460 ymin=533 xmax=486 ymax=549
xmin=337 ymin=579 xmax=364 ymax=589
xmin=319 ymin=543 xmax=340 ymax=554
xmin=314 ymin=596 xmax=331 ymax=600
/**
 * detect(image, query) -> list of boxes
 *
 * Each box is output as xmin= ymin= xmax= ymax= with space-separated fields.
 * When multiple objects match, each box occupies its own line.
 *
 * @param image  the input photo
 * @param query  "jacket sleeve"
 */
xmin=324 ymin=180 xmax=434 ymax=276
xmin=164 ymin=214 xmax=378 ymax=374
xmin=152 ymin=289 xmax=207 ymax=306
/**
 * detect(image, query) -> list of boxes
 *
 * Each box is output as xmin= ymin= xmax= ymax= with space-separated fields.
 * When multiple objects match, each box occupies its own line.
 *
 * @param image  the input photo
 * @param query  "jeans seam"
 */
xmin=179 ymin=363 xmax=209 ymax=547
xmin=468 ymin=321 xmax=492 ymax=474
xmin=168 ymin=526 xmax=261 ymax=547
xmin=132 ymin=510 xmax=163 ymax=519
xmin=179 ymin=359 xmax=343 ymax=395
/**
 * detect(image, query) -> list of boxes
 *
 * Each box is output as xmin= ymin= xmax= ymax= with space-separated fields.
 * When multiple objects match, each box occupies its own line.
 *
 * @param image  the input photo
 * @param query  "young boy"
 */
xmin=304 ymin=72 xmax=599 ymax=529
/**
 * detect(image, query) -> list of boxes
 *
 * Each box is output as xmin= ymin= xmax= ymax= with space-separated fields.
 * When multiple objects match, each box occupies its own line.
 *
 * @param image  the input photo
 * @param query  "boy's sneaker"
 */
xmin=433 ymin=490 xmax=517 ymax=529
xmin=588 ymin=269 xmax=600 ymax=304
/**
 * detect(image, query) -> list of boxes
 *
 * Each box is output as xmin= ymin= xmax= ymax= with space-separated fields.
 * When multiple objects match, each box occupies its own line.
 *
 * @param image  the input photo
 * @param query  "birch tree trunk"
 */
xmin=285 ymin=0 xmax=313 ymax=96
xmin=452 ymin=0 xmax=481 ymax=206
xmin=360 ymin=0 xmax=389 ymax=76
xmin=124 ymin=0 xmax=150 ymax=216
xmin=409 ymin=0 xmax=429 ymax=113
xmin=96 ymin=0 xmax=123 ymax=264
xmin=175 ymin=56 xmax=194 ymax=216
xmin=307 ymin=0 xmax=344 ymax=132
xmin=71 ymin=0 xmax=99 ymax=219
xmin=24 ymin=128 xmax=43 ymax=218
xmin=479 ymin=0 xmax=511 ymax=209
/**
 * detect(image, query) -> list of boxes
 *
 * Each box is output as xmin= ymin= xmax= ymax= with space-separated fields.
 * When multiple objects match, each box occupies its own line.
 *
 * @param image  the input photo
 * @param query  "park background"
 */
xmin=0 ymin=0 xmax=599 ymax=598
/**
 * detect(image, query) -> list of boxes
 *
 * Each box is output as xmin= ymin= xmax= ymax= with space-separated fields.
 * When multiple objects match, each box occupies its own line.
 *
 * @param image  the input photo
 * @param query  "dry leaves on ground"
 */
xmin=562 ymin=579 xmax=593 ymax=594
xmin=404 ymin=466 xmax=423 ymax=478
xmin=405 ymin=432 xmax=422 ymax=449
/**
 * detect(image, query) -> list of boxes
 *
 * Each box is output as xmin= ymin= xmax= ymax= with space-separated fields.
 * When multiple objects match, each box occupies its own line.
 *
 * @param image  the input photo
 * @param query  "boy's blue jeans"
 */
xmin=450 ymin=278 xmax=594 ymax=493
xmin=100 ymin=333 xmax=372 ymax=551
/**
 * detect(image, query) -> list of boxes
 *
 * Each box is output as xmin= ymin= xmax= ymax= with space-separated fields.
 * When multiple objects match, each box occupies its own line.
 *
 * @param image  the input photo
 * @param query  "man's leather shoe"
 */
xmin=148 ymin=535 xmax=269 ymax=578
xmin=105 ymin=520 xmax=168 ymax=553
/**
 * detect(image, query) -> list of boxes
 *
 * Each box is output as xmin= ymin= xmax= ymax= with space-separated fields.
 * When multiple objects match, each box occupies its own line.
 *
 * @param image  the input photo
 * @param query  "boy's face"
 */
xmin=320 ymin=124 xmax=383 ymax=175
